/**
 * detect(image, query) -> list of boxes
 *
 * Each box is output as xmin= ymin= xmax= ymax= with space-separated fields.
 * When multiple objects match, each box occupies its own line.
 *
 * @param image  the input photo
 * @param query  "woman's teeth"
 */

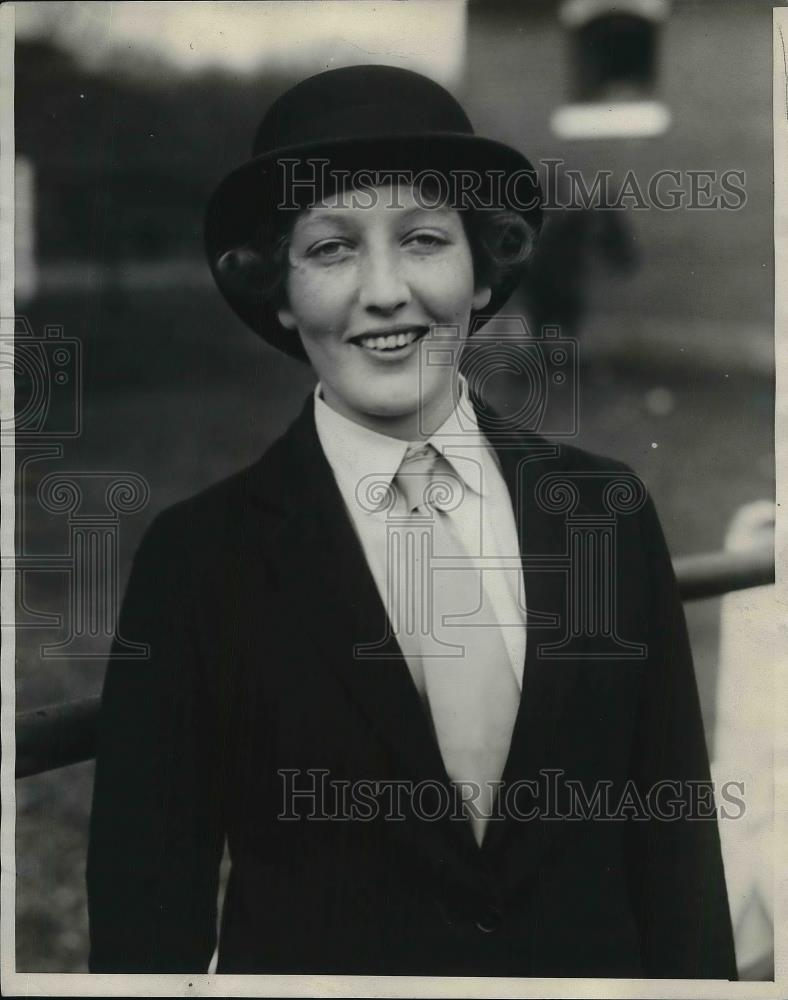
xmin=358 ymin=330 xmax=420 ymax=351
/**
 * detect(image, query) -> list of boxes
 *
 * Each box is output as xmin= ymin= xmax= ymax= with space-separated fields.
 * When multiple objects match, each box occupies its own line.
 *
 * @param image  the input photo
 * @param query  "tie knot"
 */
xmin=394 ymin=444 xmax=461 ymax=514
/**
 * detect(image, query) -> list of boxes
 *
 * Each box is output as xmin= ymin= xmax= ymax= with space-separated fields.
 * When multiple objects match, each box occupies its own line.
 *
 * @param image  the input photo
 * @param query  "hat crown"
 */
xmin=252 ymin=65 xmax=474 ymax=156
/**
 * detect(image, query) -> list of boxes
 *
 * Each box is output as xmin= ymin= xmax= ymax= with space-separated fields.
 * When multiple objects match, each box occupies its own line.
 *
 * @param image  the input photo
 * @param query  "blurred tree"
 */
xmin=15 ymin=40 xmax=296 ymax=263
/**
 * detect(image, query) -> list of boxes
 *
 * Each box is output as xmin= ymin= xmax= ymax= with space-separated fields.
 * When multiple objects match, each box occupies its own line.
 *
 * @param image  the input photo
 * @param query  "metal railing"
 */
xmin=671 ymin=547 xmax=774 ymax=601
xmin=14 ymin=547 xmax=775 ymax=780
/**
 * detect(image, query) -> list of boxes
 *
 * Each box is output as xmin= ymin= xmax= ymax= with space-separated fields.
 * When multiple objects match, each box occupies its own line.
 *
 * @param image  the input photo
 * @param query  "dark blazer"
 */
xmin=86 ymin=392 xmax=737 ymax=979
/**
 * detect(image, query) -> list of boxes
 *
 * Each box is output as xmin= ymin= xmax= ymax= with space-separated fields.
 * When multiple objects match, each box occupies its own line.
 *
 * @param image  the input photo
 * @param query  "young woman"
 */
xmin=86 ymin=65 xmax=736 ymax=979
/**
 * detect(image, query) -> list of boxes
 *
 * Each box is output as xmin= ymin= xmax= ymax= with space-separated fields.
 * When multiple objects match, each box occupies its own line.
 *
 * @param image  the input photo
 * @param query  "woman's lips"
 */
xmin=348 ymin=326 xmax=430 ymax=359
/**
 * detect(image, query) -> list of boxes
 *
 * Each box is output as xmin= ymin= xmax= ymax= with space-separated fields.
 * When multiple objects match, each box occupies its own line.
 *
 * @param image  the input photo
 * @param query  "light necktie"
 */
xmin=391 ymin=443 xmax=520 ymax=846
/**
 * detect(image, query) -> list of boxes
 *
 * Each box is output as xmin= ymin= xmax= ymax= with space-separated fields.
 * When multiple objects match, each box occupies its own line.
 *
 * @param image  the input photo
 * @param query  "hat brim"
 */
xmin=205 ymin=133 xmax=543 ymax=361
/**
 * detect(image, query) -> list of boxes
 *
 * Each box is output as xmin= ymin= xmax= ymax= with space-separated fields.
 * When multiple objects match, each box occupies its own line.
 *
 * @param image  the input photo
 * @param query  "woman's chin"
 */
xmin=354 ymin=395 xmax=422 ymax=422
xmin=322 ymin=369 xmax=456 ymax=433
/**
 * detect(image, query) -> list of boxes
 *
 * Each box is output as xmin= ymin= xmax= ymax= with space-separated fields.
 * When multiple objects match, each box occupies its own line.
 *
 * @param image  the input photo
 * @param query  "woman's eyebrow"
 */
xmin=399 ymin=204 xmax=453 ymax=223
xmin=290 ymin=203 xmax=456 ymax=242
xmin=299 ymin=203 xmax=454 ymax=224
xmin=293 ymin=213 xmax=354 ymax=233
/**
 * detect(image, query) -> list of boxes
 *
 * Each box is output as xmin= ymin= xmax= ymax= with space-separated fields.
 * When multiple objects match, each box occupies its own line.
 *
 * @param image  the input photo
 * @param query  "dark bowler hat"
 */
xmin=205 ymin=64 xmax=543 ymax=360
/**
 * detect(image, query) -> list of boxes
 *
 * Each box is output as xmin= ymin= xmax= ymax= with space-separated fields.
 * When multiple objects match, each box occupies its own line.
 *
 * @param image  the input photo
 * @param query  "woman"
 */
xmin=86 ymin=65 xmax=736 ymax=979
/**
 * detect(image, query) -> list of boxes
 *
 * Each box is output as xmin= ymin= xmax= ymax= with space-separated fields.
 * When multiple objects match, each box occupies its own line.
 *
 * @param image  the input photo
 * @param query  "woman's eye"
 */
xmin=308 ymin=240 xmax=353 ymax=260
xmin=403 ymin=232 xmax=448 ymax=251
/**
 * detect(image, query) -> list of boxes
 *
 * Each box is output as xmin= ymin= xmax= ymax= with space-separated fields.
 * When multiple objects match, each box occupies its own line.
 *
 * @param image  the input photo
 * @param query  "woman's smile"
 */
xmin=348 ymin=323 xmax=430 ymax=359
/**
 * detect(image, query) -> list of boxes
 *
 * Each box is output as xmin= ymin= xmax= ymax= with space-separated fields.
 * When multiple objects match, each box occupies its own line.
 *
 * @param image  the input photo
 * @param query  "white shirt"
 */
xmin=313 ymin=377 xmax=527 ymax=691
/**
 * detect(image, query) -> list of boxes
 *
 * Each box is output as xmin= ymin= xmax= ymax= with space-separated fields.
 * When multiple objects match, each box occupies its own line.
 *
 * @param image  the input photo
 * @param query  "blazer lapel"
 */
xmin=248 ymin=396 xmax=457 ymax=796
xmin=473 ymin=404 xmax=581 ymax=860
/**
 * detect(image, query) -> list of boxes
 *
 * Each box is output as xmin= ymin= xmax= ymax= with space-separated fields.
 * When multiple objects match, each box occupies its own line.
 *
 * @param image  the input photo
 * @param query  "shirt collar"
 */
xmin=313 ymin=376 xmax=490 ymax=515
xmin=314 ymin=387 xmax=409 ymax=512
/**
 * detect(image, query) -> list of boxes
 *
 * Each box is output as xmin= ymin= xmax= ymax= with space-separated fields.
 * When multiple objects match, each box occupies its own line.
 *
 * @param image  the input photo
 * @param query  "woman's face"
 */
xmin=277 ymin=183 xmax=491 ymax=439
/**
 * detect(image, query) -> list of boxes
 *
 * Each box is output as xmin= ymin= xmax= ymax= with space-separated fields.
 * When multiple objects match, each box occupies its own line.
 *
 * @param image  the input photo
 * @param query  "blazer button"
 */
xmin=475 ymin=905 xmax=502 ymax=934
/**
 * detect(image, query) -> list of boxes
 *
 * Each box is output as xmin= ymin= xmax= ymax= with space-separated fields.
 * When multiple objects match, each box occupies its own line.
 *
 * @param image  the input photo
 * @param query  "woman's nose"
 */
xmin=357 ymin=248 xmax=411 ymax=314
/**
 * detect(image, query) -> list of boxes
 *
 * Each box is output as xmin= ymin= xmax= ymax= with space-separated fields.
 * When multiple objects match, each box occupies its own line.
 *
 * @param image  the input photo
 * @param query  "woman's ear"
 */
xmin=277 ymin=306 xmax=297 ymax=331
xmin=472 ymin=285 xmax=492 ymax=311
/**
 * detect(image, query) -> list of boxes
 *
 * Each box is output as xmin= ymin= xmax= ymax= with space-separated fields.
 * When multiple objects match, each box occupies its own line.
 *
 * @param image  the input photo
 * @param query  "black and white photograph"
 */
xmin=2 ymin=1 xmax=786 ymax=996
